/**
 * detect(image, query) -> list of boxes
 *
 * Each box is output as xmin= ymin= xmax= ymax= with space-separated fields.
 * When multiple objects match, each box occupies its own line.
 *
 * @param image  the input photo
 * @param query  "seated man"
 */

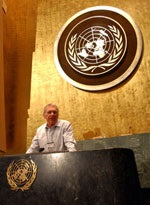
xmin=26 ymin=103 xmax=77 ymax=153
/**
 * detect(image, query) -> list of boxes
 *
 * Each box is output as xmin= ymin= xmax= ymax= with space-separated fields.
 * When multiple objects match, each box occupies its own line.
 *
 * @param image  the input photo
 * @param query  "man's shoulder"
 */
xmin=57 ymin=119 xmax=71 ymax=126
xmin=37 ymin=123 xmax=46 ymax=131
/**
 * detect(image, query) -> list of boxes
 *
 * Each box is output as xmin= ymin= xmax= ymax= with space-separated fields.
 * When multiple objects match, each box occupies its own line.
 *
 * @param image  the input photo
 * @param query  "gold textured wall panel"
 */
xmin=3 ymin=0 xmax=38 ymax=154
xmin=0 ymin=0 xmax=6 ymax=153
xmin=27 ymin=0 xmax=150 ymax=149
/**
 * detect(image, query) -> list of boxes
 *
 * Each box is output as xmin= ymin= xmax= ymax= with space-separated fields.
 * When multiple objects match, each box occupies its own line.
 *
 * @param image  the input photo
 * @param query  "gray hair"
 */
xmin=43 ymin=103 xmax=59 ymax=115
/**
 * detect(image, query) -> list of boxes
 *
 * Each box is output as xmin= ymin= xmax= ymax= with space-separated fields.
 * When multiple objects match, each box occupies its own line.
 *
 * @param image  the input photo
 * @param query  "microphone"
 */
xmin=39 ymin=148 xmax=44 ymax=152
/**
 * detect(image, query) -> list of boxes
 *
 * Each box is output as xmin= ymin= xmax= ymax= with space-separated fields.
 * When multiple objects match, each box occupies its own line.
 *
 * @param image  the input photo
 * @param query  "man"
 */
xmin=26 ymin=103 xmax=77 ymax=153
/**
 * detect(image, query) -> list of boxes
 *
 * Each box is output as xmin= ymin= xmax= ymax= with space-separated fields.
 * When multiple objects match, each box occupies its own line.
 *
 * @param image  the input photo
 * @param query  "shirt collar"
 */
xmin=45 ymin=120 xmax=60 ymax=129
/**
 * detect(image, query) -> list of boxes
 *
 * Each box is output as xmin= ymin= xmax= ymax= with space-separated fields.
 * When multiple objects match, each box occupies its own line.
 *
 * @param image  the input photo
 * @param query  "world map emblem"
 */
xmin=67 ymin=22 xmax=126 ymax=76
xmin=54 ymin=6 xmax=143 ymax=91
xmin=7 ymin=159 xmax=37 ymax=191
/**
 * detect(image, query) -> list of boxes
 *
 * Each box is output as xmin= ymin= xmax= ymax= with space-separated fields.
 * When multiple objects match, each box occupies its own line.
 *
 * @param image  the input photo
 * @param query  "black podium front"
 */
xmin=0 ymin=149 xmax=142 ymax=205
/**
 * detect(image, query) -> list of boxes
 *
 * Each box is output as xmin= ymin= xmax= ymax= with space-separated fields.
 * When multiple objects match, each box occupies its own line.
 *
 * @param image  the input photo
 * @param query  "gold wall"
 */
xmin=3 ymin=0 xmax=38 ymax=154
xmin=27 ymin=0 xmax=150 ymax=149
xmin=0 ymin=0 xmax=6 ymax=153
xmin=1 ymin=0 xmax=150 ymax=154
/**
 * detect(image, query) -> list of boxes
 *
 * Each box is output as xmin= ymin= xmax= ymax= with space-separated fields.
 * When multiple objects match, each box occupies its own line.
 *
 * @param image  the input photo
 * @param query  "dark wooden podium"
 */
xmin=0 ymin=148 xmax=142 ymax=205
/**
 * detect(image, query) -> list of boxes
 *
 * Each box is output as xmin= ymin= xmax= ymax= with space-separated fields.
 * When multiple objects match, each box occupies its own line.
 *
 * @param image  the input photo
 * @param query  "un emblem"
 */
xmin=54 ymin=6 xmax=143 ymax=91
xmin=66 ymin=22 xmax=126 ymax=76
xmin=7 ymin=159 xmax=37 ymax=191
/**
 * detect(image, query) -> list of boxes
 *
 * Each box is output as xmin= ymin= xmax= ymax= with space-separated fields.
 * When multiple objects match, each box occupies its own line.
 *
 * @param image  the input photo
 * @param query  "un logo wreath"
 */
xmin=68 ymin=25 xmax=124 ymax=74
xmin=54 ymin=6 xmax=143 ymax=91
xmin=7 ymin=159 xmax=37 ymax=191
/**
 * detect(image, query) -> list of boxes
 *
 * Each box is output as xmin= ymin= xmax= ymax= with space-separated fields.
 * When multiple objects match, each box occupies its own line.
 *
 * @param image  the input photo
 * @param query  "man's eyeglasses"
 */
xmin=46 ymin=110 xmax=58 ymax=115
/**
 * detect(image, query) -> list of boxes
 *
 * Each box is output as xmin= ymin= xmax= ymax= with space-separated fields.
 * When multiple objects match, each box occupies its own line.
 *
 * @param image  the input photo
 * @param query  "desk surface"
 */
xmin=0 ymin=148 xmax=142 ymax=205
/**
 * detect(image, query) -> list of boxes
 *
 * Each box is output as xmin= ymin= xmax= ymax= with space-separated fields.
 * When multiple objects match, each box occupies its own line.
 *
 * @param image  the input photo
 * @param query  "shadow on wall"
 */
xmin=83 ymin=127 xmax=107 ymax=139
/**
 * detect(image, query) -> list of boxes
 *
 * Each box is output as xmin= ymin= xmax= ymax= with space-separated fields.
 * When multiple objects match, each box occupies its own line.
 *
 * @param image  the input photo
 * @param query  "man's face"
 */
xmin=44 ymin=106 xmax=58 ymax=127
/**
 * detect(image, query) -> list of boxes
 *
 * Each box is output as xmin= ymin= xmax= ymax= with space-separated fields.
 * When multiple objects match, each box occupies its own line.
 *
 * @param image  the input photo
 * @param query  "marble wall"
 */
xmin=77 ymin=132 xmax=150 ymax=188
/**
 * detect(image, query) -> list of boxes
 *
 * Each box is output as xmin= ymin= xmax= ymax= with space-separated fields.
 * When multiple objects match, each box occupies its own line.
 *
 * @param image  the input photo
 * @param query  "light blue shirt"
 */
xmin=26 ymin=120 xmax=77 ymax=153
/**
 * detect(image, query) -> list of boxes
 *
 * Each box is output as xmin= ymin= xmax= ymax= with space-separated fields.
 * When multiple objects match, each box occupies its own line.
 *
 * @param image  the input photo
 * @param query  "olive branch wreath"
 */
xmin=7 ymin=160 xmax=37 ymax=191
xmin=68 ymin=25 xmax=124 ymax=73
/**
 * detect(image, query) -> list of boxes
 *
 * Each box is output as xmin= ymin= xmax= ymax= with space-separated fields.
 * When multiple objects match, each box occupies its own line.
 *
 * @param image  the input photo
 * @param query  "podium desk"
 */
xmin=0 ymin=148 xmax=142 ymax=205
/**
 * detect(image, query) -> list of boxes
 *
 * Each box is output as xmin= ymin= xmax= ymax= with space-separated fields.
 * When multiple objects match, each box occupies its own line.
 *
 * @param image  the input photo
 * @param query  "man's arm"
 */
xmin=26 ymin=134 xmax=40 ymax=153
xmin=63 ymin=122 xmax=77 ymax=152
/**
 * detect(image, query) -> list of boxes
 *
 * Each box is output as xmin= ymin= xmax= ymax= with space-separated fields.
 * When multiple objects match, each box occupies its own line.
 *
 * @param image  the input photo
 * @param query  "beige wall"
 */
xmin=27 ymin=0 xmax=150 ymax=149
xmin=1 ymin=0 xmax=150 ymax=154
